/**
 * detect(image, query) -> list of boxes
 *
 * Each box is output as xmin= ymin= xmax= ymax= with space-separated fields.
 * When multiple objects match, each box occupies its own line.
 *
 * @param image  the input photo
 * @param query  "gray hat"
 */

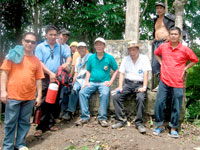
xmin=58 ymin=28 xmax=70 ymax=35
xmin=156 ymin=2 xmax=165 ymax=8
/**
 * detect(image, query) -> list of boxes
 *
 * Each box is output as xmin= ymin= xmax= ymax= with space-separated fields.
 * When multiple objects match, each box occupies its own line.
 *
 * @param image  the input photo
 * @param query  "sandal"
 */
xmin=170 ymin=130 xmax=179 ymax=138
xmin=34 ymin=130 xmax=42 ymax=137
xmin=50 ymin=126 xmax=59 ymax=131
xmin=152 ymin=127 xmax=165 ymax=136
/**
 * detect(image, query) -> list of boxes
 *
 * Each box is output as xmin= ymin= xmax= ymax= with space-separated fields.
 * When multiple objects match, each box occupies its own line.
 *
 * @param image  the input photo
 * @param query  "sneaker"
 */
xmin=19 ymin=146 xmax=29 ymax=150
xmin=169 ymin=130 xmax=179 ymax=138
xmin=136 ymin=125 xmax=146 ymax=134
xmin=111 ymin=121 xmax=127 ymax=129
xmin=62 ymin=112 xmax=72 ymax=121
xmin=75 ymin=119 xmax=89 ymax=126
xmin=98 ymin=120 xmax=109 ymax=127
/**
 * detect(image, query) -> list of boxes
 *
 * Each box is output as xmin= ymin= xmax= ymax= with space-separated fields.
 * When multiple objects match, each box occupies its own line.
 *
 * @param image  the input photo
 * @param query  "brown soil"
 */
xmin=0 ymin=116 xmax=200 ymax=150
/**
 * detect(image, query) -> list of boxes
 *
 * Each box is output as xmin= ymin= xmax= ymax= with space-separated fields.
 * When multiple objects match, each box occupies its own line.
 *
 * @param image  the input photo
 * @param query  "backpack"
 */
xmin=56 ymin=66 xmax=73 ymax=88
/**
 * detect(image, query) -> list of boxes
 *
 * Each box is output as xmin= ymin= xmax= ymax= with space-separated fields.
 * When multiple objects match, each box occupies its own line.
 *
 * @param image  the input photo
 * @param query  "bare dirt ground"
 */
xmin=1 ymin=116 xmax=200 ymax=150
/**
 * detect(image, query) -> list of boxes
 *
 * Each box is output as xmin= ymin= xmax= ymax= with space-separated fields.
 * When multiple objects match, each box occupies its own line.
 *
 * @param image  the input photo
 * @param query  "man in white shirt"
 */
xmin=111 ymin=41 xmax=152 ymax=134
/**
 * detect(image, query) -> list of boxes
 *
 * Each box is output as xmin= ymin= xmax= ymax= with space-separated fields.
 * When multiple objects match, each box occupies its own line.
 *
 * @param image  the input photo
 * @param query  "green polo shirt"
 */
xmin=87 ymin=52 xmax=118 ymax=82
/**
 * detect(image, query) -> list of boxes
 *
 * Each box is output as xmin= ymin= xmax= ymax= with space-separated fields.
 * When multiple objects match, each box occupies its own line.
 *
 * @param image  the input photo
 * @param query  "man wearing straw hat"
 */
xmin=111 ymin=41 xmax=151 ymax=134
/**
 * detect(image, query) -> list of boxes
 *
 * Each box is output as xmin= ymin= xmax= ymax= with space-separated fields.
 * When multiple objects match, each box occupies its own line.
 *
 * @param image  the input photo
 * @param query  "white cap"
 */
xmin=94 ymin=37 xmax=106 ymax=45
xmin=77 ymin=42 xmax=87 ymax=47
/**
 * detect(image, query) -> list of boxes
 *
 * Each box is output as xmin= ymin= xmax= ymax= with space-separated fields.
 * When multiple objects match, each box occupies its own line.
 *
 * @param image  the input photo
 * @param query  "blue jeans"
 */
xmin=3 ymin=99 xmax=34 ymax=150
xmin=79 ymin=82 xmax=110 ymax=120
xmin=154 ymin=81 xmax=183 ymax=129
xmin=67 ymin=82 xmax=81 ymax=113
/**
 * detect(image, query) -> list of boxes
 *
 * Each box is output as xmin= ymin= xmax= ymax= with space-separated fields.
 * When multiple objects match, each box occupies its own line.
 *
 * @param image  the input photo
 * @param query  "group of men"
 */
xmin=0 ymin=2 xmax=199 ymax=150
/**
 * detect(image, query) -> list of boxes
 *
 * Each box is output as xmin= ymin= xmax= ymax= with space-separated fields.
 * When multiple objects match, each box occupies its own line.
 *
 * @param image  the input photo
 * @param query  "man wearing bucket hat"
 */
xmin=76 ymin=37 xmax=118 ymax=127
xmin=62 ymin=42 xmax=92 ymax=120
xmin=111 ymin=41 xmax=151 ymax=134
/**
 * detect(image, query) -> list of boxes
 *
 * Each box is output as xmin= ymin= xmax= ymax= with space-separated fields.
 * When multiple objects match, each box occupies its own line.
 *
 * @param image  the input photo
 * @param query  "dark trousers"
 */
xmin=36 ymin=74 xmax=61 ymax=132
xmin=113 ymin=79 xmax=146 ymax=126
xmin=152 ymin=40 xmax=165 ymax=75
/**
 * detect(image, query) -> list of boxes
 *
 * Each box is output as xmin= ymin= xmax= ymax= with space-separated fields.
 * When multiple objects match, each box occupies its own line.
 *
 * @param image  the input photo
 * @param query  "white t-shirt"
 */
xmin=119 ymin=54 xmax=152 ymax=81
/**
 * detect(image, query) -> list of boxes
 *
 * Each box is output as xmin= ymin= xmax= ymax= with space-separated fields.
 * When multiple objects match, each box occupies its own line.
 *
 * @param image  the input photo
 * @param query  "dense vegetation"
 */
xmin=0 ymin=0 xmax=200 ymax=121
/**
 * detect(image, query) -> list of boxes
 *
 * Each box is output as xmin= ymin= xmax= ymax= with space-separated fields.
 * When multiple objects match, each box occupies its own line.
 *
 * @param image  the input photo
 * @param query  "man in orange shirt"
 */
xmin=0 ymin=32 xmax=44 ymax=150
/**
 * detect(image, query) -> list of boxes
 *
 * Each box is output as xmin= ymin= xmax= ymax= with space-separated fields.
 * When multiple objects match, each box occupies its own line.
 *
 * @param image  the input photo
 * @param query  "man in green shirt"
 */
xmin=76 ymin=37 xmax=118 ymax=127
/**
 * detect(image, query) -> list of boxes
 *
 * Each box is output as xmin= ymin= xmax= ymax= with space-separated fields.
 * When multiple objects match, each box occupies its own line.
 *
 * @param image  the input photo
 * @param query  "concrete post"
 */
xmin=125 ymin=0 xmax=140 ymax=41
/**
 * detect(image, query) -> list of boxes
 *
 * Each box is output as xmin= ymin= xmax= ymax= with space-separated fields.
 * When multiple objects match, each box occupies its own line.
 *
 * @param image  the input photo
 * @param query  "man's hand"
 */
xmin=1 ymin=91 xmax=8 ymax=104
xmin=81 ymin=82 xmax=90 ymax=89
xmin=114 ymin=87 xmax=123 ymax=93
xmin=35 ymin=96 xmax=42 ymax=107
xmin=104 ymin=81 xmax=112 ymax=87
xmin=181 ymin=69 xmax=188 ymax=80
xmin=49 ymin=72 xmax=56 ymax=82
xmin=138 ymin=87 xmax=147 ymax=93
xmin=62 ymin=63 xmax=70 ymax=72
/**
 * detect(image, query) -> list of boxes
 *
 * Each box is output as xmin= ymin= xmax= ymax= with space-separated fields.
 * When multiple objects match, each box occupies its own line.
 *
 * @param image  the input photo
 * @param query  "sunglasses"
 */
xmin=51 ymin=50 xmax=54 ymax=59
xmin=24 ymin=39 xmax=36 ymax=45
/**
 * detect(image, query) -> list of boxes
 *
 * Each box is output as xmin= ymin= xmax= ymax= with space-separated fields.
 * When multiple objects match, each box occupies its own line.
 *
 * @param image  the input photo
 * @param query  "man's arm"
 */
xmin=104 ymin=69 xmax=119 ymax=87
xmin=138 ymin=71 xmax=149 ymax=92
xmin=35 ymin=79 xmax=42 ymax=107
xmin=73 ymin=72 xmax=78 ymax=85
xmin=62 ymin=56 xmax=72 ymax=72
xmin=114 ymin=72 xmax=125 ymax=92
xmin=0 ymin=70 xmax=9 ymax=104
xmin=155 ymin=55 xmax=162 ymax=65
xmin=40 ymin=62 xmax=56 ymax=82
xmin=81 ymin=71 xmax=91 ymax=89
xmin=182 ymin=61 xmax=197 ymax=78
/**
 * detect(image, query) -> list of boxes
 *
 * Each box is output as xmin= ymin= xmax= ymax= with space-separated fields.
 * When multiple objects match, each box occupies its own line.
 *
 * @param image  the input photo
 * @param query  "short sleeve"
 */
xmin=154 ymin=45 xmax=162 ymax=56
xmin=62 ymin=44 xmax=71 ymax=59
xmin=35 ymin=59 xmax=44 ymax=80
xmin=86 ymin=56 xmax=92 ymax=72
xmin=109 ymin=56 xmax=118 ymax=71
xmin=0 ymin=59 xmax=12 ymax=72
xmin=75 ymin=57 xmax=80 ymax=73
xmin=72 ymin=52 xmax=80 ymax=66
xmin=35 ymin=45 xmax=43 ymax=62
xmin=119 ymin=57 xmax=126 ymax=73
xmin=186 ymin=47 xmax=199 ymax=63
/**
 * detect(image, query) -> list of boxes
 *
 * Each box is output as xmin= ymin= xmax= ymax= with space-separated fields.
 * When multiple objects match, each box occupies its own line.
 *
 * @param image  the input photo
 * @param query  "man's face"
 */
xmin=71 ymin=46 xmax=77 ymax=53
xmin=77 ymin=46 xmax=87 ymax=58
xmin=46 ymin=30 xmax=57 ymax=45
xmin=156 ymin=6 xmax=165 ymax=16
xmin=169 ymin=30 xmax=181 ymax=43
xmin=94 ymin=41 xmax=105 ymax=53
xmin=128 ymin=47 xmax=139 ymax=58
xmin=22 ymin=34 xmax=37 ymax=53
xmin=59 ymin=34 xmax=69 ymax=44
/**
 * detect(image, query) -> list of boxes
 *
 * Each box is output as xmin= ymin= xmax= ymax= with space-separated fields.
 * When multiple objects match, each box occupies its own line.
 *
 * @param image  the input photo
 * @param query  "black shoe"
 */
xmin=62 ymin=112 xmax=72 ymax=121
xmin=111 ymin=121 xmax=126 ymax=129
xmin=136 ymin=125 xmax=146 ymax=134
xmin=75 ymin=119 xmax=89 ymax=126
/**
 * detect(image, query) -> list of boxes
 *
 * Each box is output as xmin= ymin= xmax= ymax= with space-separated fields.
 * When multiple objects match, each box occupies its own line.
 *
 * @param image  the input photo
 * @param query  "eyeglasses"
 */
xmin=24 ymin=39 xmax=36 ymax=45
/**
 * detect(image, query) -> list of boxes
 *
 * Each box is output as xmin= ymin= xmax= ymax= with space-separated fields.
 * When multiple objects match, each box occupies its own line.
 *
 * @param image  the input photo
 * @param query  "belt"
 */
xmin=125 ymin=79 xmax=143 ymax=84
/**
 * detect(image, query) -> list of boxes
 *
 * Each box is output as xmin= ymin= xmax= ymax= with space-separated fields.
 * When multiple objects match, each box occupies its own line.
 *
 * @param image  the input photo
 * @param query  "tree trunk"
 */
xmin=173 ymin=0 xmax=187 ymax=30
xmin=165 ymin=0 xmax=168 ymax=14
xmin=125 ymin=0 xmax=140 ymax=41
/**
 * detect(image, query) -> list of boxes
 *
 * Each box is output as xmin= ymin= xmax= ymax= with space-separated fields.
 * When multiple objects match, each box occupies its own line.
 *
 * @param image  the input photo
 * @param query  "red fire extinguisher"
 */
xmin=45 ymin=80 xmax=60 ymax=104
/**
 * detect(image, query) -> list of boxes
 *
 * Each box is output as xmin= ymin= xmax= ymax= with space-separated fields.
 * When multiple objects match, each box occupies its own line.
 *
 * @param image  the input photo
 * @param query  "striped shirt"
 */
xmin=155 ymin=42 xmax=199 ymax=88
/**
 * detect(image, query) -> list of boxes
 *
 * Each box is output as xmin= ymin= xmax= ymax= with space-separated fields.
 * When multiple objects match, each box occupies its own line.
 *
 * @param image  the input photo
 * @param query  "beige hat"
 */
xmin=128 ymin=41 xmax=141 ymax=49
xmin=77 ymin=42 xmax=87 ymax=47
xmin=94 ymin=37 xmax=106 ymax=45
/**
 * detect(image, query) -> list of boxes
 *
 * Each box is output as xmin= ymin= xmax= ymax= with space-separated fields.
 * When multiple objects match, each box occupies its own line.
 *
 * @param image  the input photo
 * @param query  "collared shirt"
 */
xmin=87 ymin=52 xmax=118 ymax=82
xmin=155 ymin=42 xmax=199 ymax=88
xmin=119 ymin=54 xmax=152 ymax=81
xmin=35 ymin=40 xmax=71 ymax=73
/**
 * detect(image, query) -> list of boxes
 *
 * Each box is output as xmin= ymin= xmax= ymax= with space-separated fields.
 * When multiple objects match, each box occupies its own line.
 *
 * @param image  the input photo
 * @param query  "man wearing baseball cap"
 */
xmin=62 ymin=42 xmax=92 ymax=121
xmin=76 ymin=37 xmax=119 ymax=127
xmin=111 ymin=41 xmax=151 ymax=134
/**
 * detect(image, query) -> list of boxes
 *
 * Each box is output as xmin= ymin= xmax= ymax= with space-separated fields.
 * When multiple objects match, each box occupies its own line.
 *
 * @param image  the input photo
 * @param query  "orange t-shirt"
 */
xmin=0 ymin=55 xmax=44 ymax=100
xmin=72 ymin=50 xmax=89 ymax=66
